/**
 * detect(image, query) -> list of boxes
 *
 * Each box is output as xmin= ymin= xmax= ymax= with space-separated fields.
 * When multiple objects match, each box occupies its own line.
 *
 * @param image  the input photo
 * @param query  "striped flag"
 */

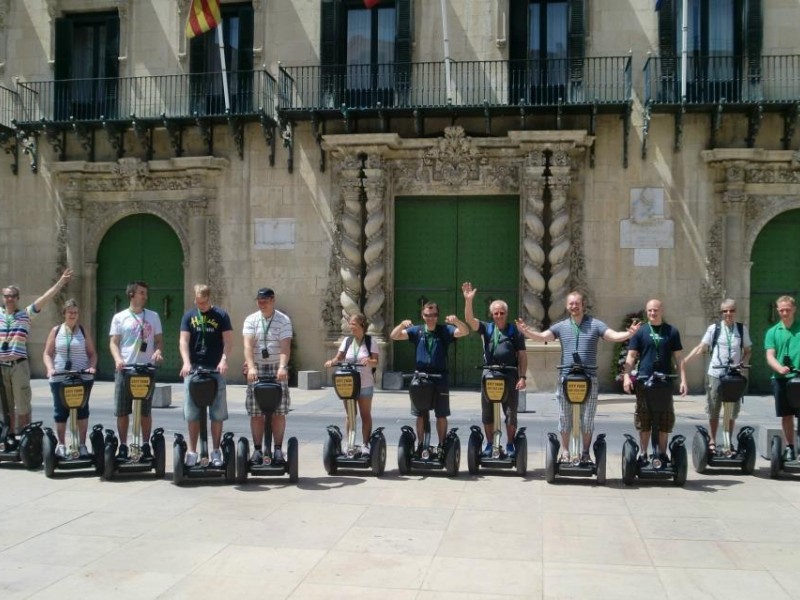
xmin=185 ymin=0 xmax=222 ymax=39
xmin=364 ymin=0 xmax=382 ymax=7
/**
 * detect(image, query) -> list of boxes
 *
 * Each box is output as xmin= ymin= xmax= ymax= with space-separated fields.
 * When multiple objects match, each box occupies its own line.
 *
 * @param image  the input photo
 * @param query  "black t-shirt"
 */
xmin=628 ymin=322 xmax=682 ymax=377
xmin=180 ymin=306 xmax=233 ymax=368
xmin=478 ymin=321 xmax=526 ymax=367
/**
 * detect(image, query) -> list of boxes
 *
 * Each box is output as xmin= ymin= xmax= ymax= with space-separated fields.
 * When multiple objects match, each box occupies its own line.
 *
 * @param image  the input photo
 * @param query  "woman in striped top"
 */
xmin=43 ymin=299 xmax=97 ymax=458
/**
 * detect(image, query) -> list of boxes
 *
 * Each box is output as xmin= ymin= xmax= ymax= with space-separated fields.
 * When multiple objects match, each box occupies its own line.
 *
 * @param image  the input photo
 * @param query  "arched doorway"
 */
xmin=749 ymin=209 xmax=800 ymax=391
xmin=95 ymin=214 xmax=184 ymax=380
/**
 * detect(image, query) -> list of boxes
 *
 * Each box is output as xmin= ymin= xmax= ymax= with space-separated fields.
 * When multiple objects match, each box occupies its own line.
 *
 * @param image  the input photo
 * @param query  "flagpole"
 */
xmin=440 ymin=0 xmax=452 ymax=103
xmin=216 ymin=24 xmax=231 ymax=112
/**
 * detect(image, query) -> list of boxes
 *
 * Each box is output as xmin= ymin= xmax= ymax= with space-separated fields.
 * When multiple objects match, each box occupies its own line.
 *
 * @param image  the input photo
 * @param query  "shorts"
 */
xmin=246 ymin=363 xmax=290 ymax=416
xmin=51 ymin=380 xmax=93 ymax=423
xmin=634 ymin=381 xmax=675 ymax=433
xmin=183 ymin=371 xmax=228 ymax=422
xmin=410 ymin=381 xmax=450 ymax=418
xmin=114 ymin=370 xmax=152 ymax=418
xmin=557 ymin=374 xmax=598 ymax=434
xmin=0 ymin=358 xmax=32 ymax=416
xmin=480 ymin=374 xmax=519 ymax=427
xmin=706 ymin=375 xmax=741 ymax=421
xmin=357 ymin=386 xmax=374 ymax=400
xmin=772 ymin=378 xmax=800 ymax=418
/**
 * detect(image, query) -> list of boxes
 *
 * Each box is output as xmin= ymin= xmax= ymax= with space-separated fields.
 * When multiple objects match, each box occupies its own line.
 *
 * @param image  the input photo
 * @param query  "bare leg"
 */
xmin=56 ymin=422 xmax=67 ymax=445
xmin=78 ymin=418 xmax=88 ymax=445
xmin=358 ymin=396 xmax=373 ymax=444
xmin=117 ymin=415 xmax=129 ymax=445
xmin=272 ymin=414 xmax=286 ymax=447
xmin=210 ymin=421 xmax=222 ymax=450
xmin=782 ymin=414 xmax=795 ymax=446
xmin=187 ymin=420 xmax=200 ymax=453
xmin=436 ymin=417 xmax=447 ymax=446
xmin=250 ymin=415 xmax=265 ymax=446
xmin=142 ymin=415 xmax=152 ymax=443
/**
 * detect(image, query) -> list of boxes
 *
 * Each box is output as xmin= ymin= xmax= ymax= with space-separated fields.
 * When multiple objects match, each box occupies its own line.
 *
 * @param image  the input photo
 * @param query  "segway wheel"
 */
xmin=691 ymin=429 xmax=709 ymax=474
xmin=223 ymin=438 xmax=236 ymax=484
xmin=673 ymin=443 xmax=688 ymax=487
xmin=42 ymin=431 xmax=57 ymax=478
xmin=621 ymin=439 xmax=637 ymax=486
xmin=595 ymin=440 xmax=607 ymax=485
xmin=514 ymin=435 xmax=528 ymax=477
xmin=152 ymin=433 xmax=166 ymax=479
xmin=103 ymin=442 xmax=117 ymax=481
xmin=467 ymin=430 xmax=481 ymax=476
xmin=19 ymin=428 xmax=44 ymax=470
xmin=90 ymin=425 xmax=105 ymax=475
xmin=323 ymin=433 xmax=338 ymax=475
xmin=740 ymin=434 xmax=757 ymax=475
xmin=444 ymin=437 xmax=460 ymax=477
xmin=370 ymin=433 xmax=386 ymax=477
xmin=287 ymin=437 xmax=299 ymax=483
xmin=172 ymin=442 xmax=186 ymax=486
xmin=545 ymin=435 xmax=558 ymax=484
xmin=770 ymin=435 xmax=782 ymax=479
xmin=397 ymin=433 xmax=412 ymax=476
xmin=236 ymin=438 xmax=249 ymax=484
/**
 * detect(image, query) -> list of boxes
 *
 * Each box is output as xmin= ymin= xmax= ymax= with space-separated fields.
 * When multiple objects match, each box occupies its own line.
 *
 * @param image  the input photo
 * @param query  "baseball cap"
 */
xmin=256 ymin=288 xmax=275 ymax=299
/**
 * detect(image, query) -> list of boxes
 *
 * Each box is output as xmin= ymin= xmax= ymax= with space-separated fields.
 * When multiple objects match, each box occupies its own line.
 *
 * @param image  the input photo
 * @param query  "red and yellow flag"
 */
xmin=185 ymin=0 xmax=222 ymax=39
xmin=364 ymin=0 xmax=382 ymax=7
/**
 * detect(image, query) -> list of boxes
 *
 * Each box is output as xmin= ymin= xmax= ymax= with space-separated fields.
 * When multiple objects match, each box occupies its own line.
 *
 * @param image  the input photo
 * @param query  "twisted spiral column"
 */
xmin=362 ymin=172 xmax=386 ymax=334
xmin=521 ymin=153 xmax=547 ymax=329
xmin=546 ymin=167 xmax=573 ymax=322
xmin=338 ymin=177 xmax=363 ymax=323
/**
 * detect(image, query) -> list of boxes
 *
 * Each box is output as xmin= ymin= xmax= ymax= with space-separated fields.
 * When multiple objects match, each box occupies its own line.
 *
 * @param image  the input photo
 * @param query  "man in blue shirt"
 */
xmin=390 ymin=303 xmax=469 ymax=451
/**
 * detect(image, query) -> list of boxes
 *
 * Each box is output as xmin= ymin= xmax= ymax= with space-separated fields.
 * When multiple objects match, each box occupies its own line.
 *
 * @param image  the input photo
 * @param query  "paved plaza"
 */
xmin=1 ymin=381 xmax=800 ymax=599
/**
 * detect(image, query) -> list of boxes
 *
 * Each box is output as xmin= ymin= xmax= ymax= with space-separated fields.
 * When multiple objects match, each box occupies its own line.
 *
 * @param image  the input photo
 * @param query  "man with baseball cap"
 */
xmin=242 ymin=287 xmax=293 ymax=464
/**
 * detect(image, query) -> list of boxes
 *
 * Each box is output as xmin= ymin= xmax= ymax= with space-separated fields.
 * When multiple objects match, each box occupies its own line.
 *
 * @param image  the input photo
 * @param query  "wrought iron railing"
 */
xmin=0 ymin=85 xmax=19 ymax=129
xmin=279 ymin=56 xmax=631 ymax=111
xmin=15 ymin=70 xmax=277 ymax=125
xmin=644 ymin=54 xmax=800 ymax=105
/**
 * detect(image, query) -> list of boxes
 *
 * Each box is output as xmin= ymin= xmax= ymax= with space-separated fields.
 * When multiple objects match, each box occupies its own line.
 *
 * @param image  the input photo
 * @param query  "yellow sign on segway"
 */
xmin=62 ymin=384 xmax=85 ymax=409
xmin=128 ymin=375 xmax=152 ymax=399
xmin=564 ymin=378 xmax=590 ymax=404
xmin=485 ymin=378 xmax=507 ymax=403
xmin=334 ymin=374 xmax=355 ymax=399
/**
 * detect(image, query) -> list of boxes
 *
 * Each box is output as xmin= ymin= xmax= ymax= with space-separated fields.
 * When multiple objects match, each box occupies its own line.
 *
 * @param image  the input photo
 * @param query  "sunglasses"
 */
xmin=3 ymin=294 xmax=18 ymax=299
xmin=422 ymin=313 xmax=438 ymax=318
xmin=720 ymin=309 xmax=736 ymax=313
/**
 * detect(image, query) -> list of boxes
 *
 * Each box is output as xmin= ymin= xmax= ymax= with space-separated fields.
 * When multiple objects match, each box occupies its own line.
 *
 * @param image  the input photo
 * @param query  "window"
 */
xmin=54 ymin=12 xmax=120 ymax=120
xmin=320 ymin=0 xmax=411 ymax=109
xmin=509 ymin=0 xmax=584 ymax=105
xmin=658 ymin=0 xmax=762 ymax=103
xmin=189 ymin=3 xmax=254 ymax=115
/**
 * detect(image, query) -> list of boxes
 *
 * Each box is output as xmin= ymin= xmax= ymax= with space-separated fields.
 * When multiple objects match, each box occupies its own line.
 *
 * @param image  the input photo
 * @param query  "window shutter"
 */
xmin=54 ymin=18 xmax=73 ymax=81
xmin=320 ymin=0 xmax=339 ymax=68
xmin=238 ymin=5 xmax=255 ymax=72
xmin=745 ymin=0 xmax=762 ymax=79
xmin=508 ymin=0 xmax=528 ymax=104
xmin=104 ymin=16 xmax=120 ymax=79
xmin=657 ymin=0 xmax=676 ymax=78
xmin=395 ymin=0 xmax=412 ymax=102
xmin=568 ymin=0 xmax=585 ymax=83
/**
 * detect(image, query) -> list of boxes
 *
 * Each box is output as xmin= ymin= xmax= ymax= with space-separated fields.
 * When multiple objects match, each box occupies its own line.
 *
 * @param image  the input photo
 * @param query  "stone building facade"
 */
xmin=0 ymin=0 xmax=798 ymax=391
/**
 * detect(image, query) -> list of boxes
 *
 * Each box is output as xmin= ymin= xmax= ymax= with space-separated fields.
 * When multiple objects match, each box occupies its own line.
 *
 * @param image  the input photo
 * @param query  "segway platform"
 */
xmin=0 ymin=421 xmax=44 ymax=469
xmin=769 ymin=371 xmax=800 ymax=479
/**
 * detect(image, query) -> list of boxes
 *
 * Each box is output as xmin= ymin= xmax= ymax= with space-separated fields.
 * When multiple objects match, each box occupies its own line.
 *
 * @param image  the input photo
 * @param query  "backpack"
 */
xmin=482 ymin=322 xmax=518 ymax=363
xmin=711 ymin=322 xmax=744 ymax=354
xmin=343 ymin=334 xmax=376 ymax=374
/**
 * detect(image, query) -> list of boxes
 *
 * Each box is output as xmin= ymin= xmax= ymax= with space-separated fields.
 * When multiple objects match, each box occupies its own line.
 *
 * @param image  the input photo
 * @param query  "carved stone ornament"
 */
xmin=322 ymin=129 xmax=593 ymax=338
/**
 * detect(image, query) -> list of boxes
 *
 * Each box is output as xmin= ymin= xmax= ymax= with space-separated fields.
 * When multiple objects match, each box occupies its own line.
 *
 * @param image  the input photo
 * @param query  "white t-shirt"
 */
xmin=337 ymin=335 xmax=380 ymax=389
xmin=242 ymin=309 xmax=293 ymax=365
xmin=700 ymin=321 xmax=752 ymax=377
xmin=109 ymin=308 xmax=163 ymax=365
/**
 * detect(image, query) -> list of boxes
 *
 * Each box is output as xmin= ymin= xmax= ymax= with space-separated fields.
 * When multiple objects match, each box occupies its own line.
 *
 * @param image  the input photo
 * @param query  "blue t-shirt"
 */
xmin=406 ymin=323 xmax=456 ymax=373
xmin=180 ymin=306 xmax=233 ymax=368
xmin=628 ymin=322 xmax=682 ymax=377
xmin=477 ymin=321 xmax=525 ymax=367
xmin=550 ymin=316 xmax=608 ymax=375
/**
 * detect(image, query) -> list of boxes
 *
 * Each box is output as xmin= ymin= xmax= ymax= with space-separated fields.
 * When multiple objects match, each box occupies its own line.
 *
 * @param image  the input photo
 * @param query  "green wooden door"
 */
xmin=394 ymin=195 xmax=519 ymax=386
xmin=96 ymin=214 xmax=184 ymax=381
xmin=749 ymin=209 xmax=800 ymax=391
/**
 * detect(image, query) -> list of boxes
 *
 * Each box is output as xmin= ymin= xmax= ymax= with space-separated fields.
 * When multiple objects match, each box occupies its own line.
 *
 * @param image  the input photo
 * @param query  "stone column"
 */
xmin=188 ymin=212 xmax=208 ymax=290
xmin=521 ymin=150 xmax=547 ymax=328
xmin=547 ymin=165 xmax=573 ymax=323
xmin=721 ymin=163 xmax=748 ymax=306
xmin=362 ymin=157 xmax=387 ymax=335
xmin=337 ymin=170 xmax=364 ymax=326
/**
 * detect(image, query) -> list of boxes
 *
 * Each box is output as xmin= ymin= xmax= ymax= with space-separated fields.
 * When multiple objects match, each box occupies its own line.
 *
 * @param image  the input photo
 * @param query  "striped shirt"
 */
xmin=549 ymin=315 xmax=609 ymax=375
xmin=49 ymin=324 xmax=92 ymax=382
xmin=0 ymin=304 xmax=39 ymax=361
xmin=242 ymin=309 xmax=293 ymax=365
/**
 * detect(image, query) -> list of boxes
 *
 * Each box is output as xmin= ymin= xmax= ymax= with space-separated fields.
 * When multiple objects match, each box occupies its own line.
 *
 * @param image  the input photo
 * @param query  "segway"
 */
xmin=466 ymin=365 xmax=527 ymax=476
xmin=543 ymin=356 xmax=606 ymax=484
xmin=769 ymin=358 xmax=800 ymax=479
xmin=621 ymin=372 xmax=688 ymax=486
xmin=102 ymin=363 xmax=166 ymax=480
xmin=397 ymin=371 xmax=460 ymax=477
xmin=0 ymin=362 xmax=44 ymax=469
xmin=323 ymin=362 xmax=386 ymax=476
xmin=236 ymin=375 xmax=298 ymax=484
xmin=173 ymin=368 xmax=235 ymax=485
xmin=691 ymin=363 xmax=756 ymax=474
xmin=42 ymin=370 xmax=104 ymax=477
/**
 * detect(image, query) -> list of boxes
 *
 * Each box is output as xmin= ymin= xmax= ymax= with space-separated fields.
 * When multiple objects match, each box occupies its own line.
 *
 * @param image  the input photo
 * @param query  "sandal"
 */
xmin=559 ymin=451 xmax=571 ymax=463
xmin=707 ymin=442 xmax=717 ymax=455
xmin=580 ymin=452 xmax=592 ymax=464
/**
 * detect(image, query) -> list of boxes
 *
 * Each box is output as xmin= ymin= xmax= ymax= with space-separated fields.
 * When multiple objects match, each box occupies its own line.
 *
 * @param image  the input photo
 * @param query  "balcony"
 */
xmin=13 ymin=70 xmax=278 ymax=164
xmin=0 ymin=85 xmax=21 ymax=173
xmin=642 ymin=54 xmax=800 ymax=153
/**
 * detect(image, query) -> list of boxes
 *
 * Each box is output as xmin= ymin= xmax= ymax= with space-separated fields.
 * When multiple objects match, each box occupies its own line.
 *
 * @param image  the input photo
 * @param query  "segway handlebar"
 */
xmin=476 ymin=364 xmax=518 ymax=374
xmin=402 ymin=370 xmax=443 ymax=381
xmin=122 ymin=363 xmax=158 ymax=373
xmin=51 ymin=369 xmax=94 ymax=378
xmin=189 ymin=367 xmax=220 ymax=376
xmin=556 ymin=364 xmax=597 ymax=370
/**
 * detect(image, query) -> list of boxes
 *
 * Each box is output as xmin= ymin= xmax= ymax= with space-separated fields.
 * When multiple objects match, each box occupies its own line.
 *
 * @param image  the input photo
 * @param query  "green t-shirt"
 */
xmin=764 ymin=319 xmax=800 ymax=379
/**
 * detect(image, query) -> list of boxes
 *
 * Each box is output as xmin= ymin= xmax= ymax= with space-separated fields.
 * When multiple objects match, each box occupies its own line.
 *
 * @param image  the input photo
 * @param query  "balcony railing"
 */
xmin=0 ymin=85 xmax=19 ymax=130
xmin=279 ymin=57 xmax=631 ymax=112
xmin=15 ymin=70 xmax=277 ymax=126
xmin=644 ymin=54 xmax=800 ymax=105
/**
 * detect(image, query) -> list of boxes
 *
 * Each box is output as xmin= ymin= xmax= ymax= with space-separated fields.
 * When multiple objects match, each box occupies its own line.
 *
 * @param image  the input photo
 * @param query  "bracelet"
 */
xmin=279 ymin=365 xmax=287 ymax=370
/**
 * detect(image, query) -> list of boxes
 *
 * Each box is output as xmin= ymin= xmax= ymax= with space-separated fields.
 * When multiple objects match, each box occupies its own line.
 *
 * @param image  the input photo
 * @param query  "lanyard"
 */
xmin=196 ymin=308 xmax=206 ymax=348
xmin=129 ymin=309 xmax=146 ymax=342
xmin=260 ymin=315 xmax=274 ymax=346
xmin=570 ymin=318 xmax=581 ymax=352
xmin=724 ymin=323 xmax=733 ymax=361
xmin=2 ymin=310 xmax=13 ymax=343
xmin=649 ymin=323 xmax=663 ymax=362
xmin=64 ymin=324 xmax=74 ymax=361
xmin=350 ymin=338 xmax=361 ymax=362
xmin=423 ymin=326 xmax=436 ymax=358
xmin=490 ymin=324 xmax=503 ymax=355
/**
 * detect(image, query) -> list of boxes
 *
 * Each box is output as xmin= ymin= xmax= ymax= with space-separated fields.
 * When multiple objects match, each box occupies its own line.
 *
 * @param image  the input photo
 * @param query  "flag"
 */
xmin=364 ymin=0 xmax=381 ymax=8
xmin=185 ymin=0 xmax=222 ymax=39
xmin=655 ymin=0 xmax=664 ymax=10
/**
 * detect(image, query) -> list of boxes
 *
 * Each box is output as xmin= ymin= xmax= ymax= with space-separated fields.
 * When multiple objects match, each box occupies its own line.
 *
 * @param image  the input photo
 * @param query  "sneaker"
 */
xmin=185 ymin=451 xmax=198 ymax=467
xmin=251 ymin=449 xmax=263 ymax=464
xmin=506 ymin=442 xmax=516 ymax=459
xmin=783 ymin=445 xmax=796 ymax=462
xmin=361 ymin=443 xmax=370 ymax=458
xmin=117 ymin=444 xmax=129 ymax=460
xmin=55 ymin=444 xmax=67 ymax=458
xmin=273 ymin=448 xmax=284 ymax=463
xmin=210 ymin=449 xmax=223 ymax=467
xmin=141 ymin=443 xmax=153 ymax=460
xmin=78 ymin=444 xmax=90 ymax=458
xmin=482 ymin=442 xmax=493 ymax=458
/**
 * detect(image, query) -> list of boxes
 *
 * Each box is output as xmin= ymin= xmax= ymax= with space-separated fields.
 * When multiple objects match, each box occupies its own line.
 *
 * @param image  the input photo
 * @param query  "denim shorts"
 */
xmin=51 ymin=380 xmax=93 ymax=423
xmin=183 ymin=371 xmax=228 ymax=422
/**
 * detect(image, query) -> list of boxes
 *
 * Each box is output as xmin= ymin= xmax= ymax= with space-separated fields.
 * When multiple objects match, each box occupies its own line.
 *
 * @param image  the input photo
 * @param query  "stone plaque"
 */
xmin=254 ymin=218 xmax=296 ymax=250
